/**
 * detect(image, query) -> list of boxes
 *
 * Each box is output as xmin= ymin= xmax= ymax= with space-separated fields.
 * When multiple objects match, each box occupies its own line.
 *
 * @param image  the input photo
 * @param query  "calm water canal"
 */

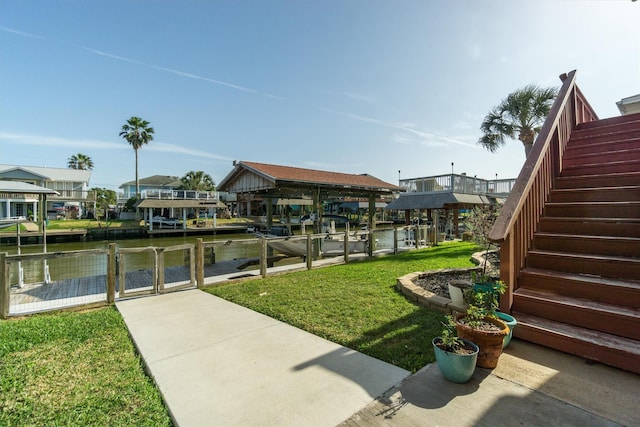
xmin=1 ymin=228 xmax=399 ymax=285
xmin=0 ymin=231 xmax=254 ymax=255
xmin=0 ymin=227 xmax=399 ymax=256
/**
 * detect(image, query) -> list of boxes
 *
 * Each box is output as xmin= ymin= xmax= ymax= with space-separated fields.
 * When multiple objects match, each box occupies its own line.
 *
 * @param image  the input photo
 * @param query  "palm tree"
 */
xmin=119 ymin=116 xmax=154 ymax=197
xmin=478 ymin=84 xmax=557 ymax=157
xmin=180 ymin=170 xmax=216 ymax=191
xmin=67 ymin=153 xmax=94 ymax=170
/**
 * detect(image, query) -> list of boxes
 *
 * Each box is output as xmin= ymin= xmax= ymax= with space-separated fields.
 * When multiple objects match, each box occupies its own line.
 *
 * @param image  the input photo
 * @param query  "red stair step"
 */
xmin=513 ymin=288 xmax=640 ymax=340
xmin=512 ymin=312 xmax=640 ymax=374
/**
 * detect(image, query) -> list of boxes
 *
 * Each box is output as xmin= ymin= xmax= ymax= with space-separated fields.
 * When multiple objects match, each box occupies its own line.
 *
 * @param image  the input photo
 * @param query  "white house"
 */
xmin=0 ymin=180 xmax=58 ymax=223
xmin=617 ymin=94 xmax=640 ymax=115
xmin=0 ymin=164 xmax=91 ymax=218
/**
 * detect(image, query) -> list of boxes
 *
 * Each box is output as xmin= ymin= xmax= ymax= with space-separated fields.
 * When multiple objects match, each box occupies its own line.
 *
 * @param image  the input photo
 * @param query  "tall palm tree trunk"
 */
xmin=520 ymin=128 xmax=536 ymax=158
xmin=135 ymin=148 xmax=140 ymax=198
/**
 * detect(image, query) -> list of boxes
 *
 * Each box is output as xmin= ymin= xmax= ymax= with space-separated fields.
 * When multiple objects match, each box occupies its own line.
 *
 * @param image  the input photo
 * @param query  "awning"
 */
xmin=384 ymin=192 xmax=493 ymax=210
xmin=200 ymin=200 xmax=227 ymax=208
xmin=0 ymin=180 xmax=59 ymax=195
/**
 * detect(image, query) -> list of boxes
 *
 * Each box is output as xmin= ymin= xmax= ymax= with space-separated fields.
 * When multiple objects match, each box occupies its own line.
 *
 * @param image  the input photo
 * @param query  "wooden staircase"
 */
xmin=511 ymin=112 xmax=640 ymax=374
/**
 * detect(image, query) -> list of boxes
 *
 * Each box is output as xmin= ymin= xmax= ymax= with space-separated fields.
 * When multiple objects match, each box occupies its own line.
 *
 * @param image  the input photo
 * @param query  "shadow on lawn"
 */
xmin=345 ymin=307 xmax=445 ymax=373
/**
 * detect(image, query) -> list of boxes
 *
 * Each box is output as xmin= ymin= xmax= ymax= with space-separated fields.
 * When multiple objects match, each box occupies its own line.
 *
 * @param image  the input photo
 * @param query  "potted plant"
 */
xmin=465 ymin=206 xmax=517 ymax=350
xmin=432 ymin=315 xmax=479 ymax=383
xmin=456 ymin=283 xmax=509 ymax=369
xmin=471 ymin=272 xmax=518 ymax=349
xmin=496 ymin=311 xmax=517 ymax=349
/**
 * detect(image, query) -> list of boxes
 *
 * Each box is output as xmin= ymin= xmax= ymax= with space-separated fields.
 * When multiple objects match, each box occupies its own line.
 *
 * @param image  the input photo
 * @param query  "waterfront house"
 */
xmin=0 ymin=180 xmax=59 ymax=224
xmin=117 ymin=175 xmax=183 ymax=204
xmin=0 ymin=164 xmax=91 ymax=219
xmin=384 ymin=173 xmax=516 ymax=238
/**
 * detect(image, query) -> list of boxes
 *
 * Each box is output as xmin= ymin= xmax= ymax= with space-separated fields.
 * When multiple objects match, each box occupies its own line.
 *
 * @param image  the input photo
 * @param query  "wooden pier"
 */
xmin=7 ymin=259 xmax=263 ymax=315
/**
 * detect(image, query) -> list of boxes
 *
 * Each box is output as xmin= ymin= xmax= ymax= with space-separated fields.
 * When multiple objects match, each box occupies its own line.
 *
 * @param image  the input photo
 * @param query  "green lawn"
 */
xmin=0 ymin=241 xmax=477 ymax=425
xmin=206 ymin=241 xmax=479 ymax=372
xmin=0 ymin=308 xmax=172 ymax=427
xmin=44 ymin=219 xmax=142 ymax=230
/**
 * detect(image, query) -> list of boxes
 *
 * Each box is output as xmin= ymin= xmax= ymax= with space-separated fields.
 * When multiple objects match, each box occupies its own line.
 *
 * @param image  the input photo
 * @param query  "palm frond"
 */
xmin=479 ymin=84 xmax=557 ymax=156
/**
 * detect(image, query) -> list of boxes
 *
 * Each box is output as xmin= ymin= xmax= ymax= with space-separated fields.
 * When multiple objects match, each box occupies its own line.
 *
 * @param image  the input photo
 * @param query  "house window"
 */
xmin=15 ymin=204 xmax=24 ymax=217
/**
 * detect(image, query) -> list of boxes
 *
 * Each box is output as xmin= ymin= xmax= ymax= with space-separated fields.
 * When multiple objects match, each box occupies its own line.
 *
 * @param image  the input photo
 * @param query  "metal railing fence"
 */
xmin=1 ymin=226 xmax=449 ymax=317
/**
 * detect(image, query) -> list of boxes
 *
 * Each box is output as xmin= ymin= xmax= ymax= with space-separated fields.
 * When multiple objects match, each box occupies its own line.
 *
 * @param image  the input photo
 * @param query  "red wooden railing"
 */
xmin=488 ymin=70 xmax=598 ymax=311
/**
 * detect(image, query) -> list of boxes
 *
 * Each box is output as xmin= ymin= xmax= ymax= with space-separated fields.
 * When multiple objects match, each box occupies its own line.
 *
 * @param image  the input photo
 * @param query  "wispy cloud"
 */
xmin=320 ymin=107 xmax=479 ymax=149
xmin=0 ymin=132 xmax=124 ymax=150
xmin=75 ymin=45 xmax=284 ymax=100
xmin=341 ymin=92 xmax=377 ymax=103
xmin=0 ymin=25 xmax=45 ymax=39
xmin=149 ymin=142 xmax=231 ymax=161
xmin=0 ymin=26 xmax=283 ymax=100
xmin=0 ymin=132 xmax=229 ymax=161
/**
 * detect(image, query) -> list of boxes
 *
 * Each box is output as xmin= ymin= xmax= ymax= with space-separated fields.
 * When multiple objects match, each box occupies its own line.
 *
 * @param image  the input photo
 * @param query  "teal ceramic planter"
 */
xmin=473 ymin=282 xmax=500 ymax=294
xmin=496 ymin=312 xmax=517 ymax=348
xmin=432 ymin=337 xmax=479 ymax=383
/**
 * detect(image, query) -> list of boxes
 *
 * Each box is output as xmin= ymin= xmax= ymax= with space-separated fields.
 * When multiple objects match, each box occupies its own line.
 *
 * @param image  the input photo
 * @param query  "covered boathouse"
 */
xmin=384 ymin=173 xmax=516 ymax=238
xmin=217 ymin=161 xmax=402 ymax=233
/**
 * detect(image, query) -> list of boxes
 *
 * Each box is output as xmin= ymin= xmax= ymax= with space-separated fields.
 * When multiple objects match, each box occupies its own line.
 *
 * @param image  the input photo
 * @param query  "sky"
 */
xmin=1 ymin=0 xmax=638 ymax=193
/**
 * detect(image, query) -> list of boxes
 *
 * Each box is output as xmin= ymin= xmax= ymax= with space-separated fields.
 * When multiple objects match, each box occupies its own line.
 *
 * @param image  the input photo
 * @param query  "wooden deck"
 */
xmin=6 ymin=250 xmax=389 ymax=316
xmin=8 ymin=259 xmax=257 ymax=315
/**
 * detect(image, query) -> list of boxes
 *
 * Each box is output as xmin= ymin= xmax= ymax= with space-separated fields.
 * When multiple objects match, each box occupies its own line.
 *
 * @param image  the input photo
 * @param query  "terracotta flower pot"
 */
xmin=455 ymin=314 xmax=508 ymax=369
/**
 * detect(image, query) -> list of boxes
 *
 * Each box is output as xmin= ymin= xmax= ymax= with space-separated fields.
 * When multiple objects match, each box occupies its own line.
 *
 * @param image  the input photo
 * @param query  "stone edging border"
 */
xmin=395 ymin=251 xmax=493 ymax=314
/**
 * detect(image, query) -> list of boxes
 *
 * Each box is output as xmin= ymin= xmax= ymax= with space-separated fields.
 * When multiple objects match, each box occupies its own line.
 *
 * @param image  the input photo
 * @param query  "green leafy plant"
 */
xmin=464 ymin=206 xmax=500 ymax=249
xmin=462 ymin=281 xmax=506 ymax=329
xmin=437 ymin=315 xmax=465 ymax=352
xmin=124 ymin=196 xmax=139 ymax=212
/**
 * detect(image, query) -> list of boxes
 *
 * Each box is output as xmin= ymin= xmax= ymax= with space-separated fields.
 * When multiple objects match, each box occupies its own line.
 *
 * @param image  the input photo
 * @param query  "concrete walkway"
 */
xmin=117 ymin=289 xmax=640 ymax=427
xmin=116 ymin=290 xmax=410 ymax=426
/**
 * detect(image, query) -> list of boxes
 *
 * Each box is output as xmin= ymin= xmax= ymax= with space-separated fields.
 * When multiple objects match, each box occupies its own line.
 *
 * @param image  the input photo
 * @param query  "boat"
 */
xmin=146 ymin=216 xmax=183 ymax=228
xmin=267 ymin=231 xmax=371 ymax=257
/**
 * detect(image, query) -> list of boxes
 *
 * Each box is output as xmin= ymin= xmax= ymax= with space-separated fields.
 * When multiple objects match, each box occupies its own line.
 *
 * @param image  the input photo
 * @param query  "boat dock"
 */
xmin=6 ymin=251 xmax=372 ymax=316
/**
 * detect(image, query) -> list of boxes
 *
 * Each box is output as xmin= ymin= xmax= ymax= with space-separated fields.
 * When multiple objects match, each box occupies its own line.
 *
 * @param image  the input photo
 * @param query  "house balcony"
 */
xmin=399 ymin=174 xmax=516 ymax=196
xmin=141 ymin=189 xmax=220 ymax=201
xmin=48 ymin=189 xmax=92 ymax=201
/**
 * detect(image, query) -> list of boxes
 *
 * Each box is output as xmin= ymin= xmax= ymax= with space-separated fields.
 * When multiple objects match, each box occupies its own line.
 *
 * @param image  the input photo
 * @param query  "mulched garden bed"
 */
xmin=411 ymin=250 xmax=500 ymax=299
xmin=412 ymin=267 xmax=481 ymax=299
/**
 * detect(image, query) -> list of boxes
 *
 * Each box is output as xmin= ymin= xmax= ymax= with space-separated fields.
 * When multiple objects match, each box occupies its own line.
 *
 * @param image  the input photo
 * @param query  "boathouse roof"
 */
xmin=119 ymin=175 xmax=182 ymax=188
xmin=384 ymin=192 xmax=500 ymax=210
xmin=384 ymin=173 xmax=513 ymax=211
xmin=217 ymin=161 xmax=401 ymax=198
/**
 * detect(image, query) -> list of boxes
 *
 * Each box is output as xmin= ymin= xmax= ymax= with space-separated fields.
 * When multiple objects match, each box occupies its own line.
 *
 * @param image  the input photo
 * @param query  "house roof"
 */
xmin=218 ymin=161 xmax=401 ymax=197
xmin=0 ymin=180 xmax=60 ymax=195
xmin=616 ymin=95 xmax=640 ymax=115
xmin=0 ymin=164 xmax=91 ymax=182
xmin=384 ymin=192 xmax=497 ymax=210
xmin=119 ymin=175 xmax=182 ymax=188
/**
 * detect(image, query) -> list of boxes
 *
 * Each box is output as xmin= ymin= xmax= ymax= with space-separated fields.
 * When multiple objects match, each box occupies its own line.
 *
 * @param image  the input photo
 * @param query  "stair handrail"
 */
xmin=488 ymin=70 xmax=598 ymax=311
